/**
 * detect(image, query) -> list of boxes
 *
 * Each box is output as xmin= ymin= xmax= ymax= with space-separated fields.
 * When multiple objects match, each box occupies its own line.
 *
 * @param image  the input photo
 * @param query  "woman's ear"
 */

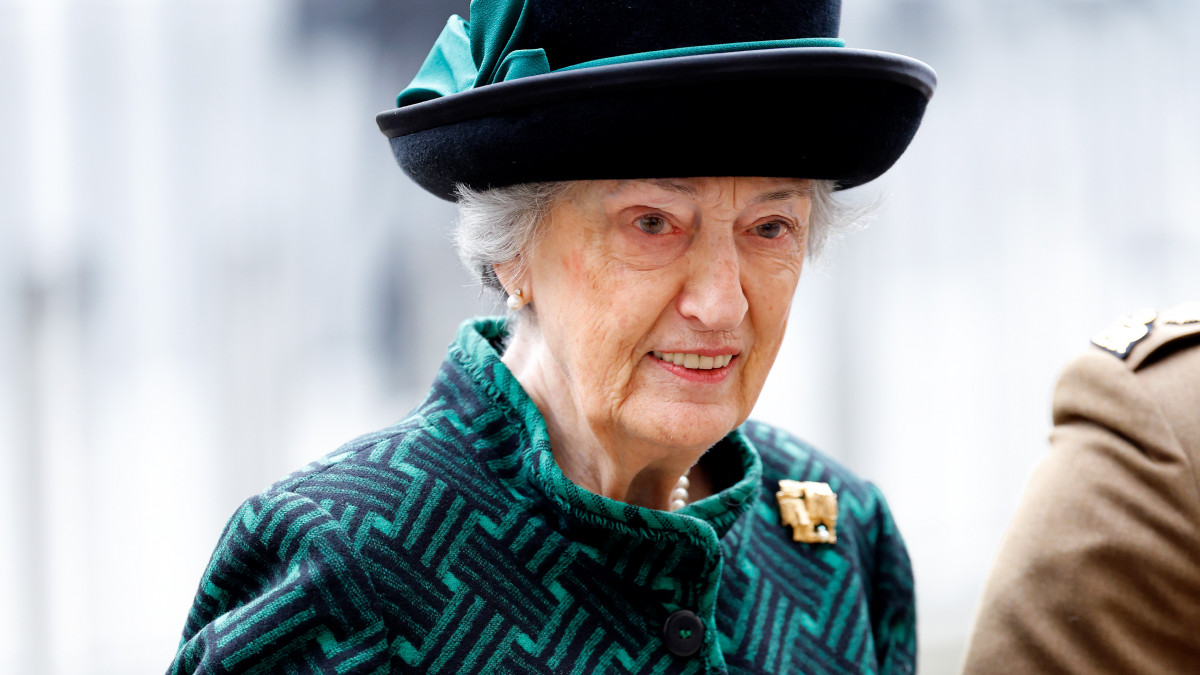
xmin=493 ymin=260 xmax=530 ymax=311
xmin=492 ymin=259 xmax=522 ymax=296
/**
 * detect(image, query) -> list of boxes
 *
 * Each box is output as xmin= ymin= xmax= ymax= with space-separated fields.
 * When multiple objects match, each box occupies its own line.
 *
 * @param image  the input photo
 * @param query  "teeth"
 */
xmin=654 ymin=352 xmax=735 ymax=370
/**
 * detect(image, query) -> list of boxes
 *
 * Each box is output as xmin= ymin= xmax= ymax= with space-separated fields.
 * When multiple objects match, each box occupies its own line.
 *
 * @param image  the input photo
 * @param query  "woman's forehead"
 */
xmin=590 ymin=177 xmax=814 ymax=206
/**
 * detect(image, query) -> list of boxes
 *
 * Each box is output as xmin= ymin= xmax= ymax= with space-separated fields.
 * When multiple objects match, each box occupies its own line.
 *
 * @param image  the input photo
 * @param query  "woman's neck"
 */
xmin=501 ymin=328 xmax=712 ymax=510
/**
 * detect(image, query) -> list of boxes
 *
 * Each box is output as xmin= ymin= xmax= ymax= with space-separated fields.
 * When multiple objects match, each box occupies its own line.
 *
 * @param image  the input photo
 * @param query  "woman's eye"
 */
xmin=753 ymin=221 xmax=790 ymax=239
xmin=635 ymin=215 xmax=668 ymax=235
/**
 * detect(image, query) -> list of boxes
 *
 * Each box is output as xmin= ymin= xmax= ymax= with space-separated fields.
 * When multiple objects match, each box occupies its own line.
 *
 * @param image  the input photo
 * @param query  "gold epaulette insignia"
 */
xmin=776 ymin=480 xmax=838 ymax=544
xmin=1161 ymin=302 xmax=1200 ymax=326
xmin=1091 ymin=308 xmax=1158 ymax=359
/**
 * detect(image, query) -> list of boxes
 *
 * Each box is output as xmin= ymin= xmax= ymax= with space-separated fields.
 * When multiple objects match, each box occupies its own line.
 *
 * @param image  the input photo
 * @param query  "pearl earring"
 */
xmin=506 ymin=288 xmax=524 ymax=311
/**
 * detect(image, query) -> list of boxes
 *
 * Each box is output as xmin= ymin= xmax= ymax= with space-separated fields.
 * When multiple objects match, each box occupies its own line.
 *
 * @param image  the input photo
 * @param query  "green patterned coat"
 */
xmin=169 ymin=318 xmax=915 ymax=674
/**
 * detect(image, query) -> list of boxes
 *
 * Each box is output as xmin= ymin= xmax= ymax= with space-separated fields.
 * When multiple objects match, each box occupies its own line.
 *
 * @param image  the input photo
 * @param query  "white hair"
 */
xmin=454 ymin=179 xmax=856 ymax=298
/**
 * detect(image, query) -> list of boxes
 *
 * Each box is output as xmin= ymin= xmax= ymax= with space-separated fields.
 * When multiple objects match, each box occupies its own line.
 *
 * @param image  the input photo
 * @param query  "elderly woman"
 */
xmin=169 ymin=1 xmax=935 ymax=673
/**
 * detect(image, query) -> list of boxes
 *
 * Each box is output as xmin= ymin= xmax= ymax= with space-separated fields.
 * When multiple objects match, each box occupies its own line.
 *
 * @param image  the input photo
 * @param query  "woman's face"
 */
xmin=516 ymin=176 xmax=813 ymax=451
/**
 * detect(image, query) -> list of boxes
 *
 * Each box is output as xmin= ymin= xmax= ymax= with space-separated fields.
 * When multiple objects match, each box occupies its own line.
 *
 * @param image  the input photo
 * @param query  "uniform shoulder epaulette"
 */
xmin=1091 ymin=302 xmax=1200 ymax=368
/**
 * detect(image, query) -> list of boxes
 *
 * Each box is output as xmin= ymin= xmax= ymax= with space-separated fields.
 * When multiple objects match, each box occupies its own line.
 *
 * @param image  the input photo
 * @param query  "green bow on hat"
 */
xmin=397 ymin=0 xmax=844 ymax=107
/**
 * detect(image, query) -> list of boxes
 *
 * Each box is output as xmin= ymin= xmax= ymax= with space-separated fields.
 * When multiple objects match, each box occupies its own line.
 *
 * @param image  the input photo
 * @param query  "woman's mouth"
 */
xmin=651 ymin=351 xmax=736 ymax=370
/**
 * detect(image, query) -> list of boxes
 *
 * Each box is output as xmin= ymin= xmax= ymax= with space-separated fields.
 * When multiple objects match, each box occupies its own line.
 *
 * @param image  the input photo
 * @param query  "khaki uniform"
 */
xmin=964 ymin=303 xmax=1200 ymax=674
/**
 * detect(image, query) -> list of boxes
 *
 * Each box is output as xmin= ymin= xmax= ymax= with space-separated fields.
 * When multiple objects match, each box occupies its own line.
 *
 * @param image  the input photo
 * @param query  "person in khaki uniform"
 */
xmin=964 ymin=302 xmax=1200 ymax=674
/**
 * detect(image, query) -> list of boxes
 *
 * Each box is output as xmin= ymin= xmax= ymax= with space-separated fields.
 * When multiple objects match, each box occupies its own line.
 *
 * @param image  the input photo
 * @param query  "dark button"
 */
xmin=662 ymin=609 xmax=704 ymax=657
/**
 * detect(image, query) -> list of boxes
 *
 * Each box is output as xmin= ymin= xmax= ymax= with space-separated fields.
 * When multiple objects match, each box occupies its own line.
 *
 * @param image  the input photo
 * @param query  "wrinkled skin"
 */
xmin=497 ymin=177 xmax=813 ymax=509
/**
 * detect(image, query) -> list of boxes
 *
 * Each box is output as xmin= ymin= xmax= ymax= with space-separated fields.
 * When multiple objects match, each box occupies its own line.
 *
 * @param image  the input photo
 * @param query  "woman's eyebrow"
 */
xmin=750 ymin=187 xmax=813 ymax=204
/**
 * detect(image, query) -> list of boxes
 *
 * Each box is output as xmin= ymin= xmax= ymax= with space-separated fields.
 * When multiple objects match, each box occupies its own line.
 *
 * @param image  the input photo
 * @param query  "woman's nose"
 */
xmin=676 ymin=240 xmax=748 ymax=331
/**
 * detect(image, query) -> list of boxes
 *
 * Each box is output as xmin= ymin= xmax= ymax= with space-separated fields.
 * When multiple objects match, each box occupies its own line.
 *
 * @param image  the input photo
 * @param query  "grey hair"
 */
xmin=455 ymin=179 xmax=855 ymax=297
xmin=806 ymin=180 xmax=858 ymax=260
xmin=455 ymin=182 xmax=576 ymax=296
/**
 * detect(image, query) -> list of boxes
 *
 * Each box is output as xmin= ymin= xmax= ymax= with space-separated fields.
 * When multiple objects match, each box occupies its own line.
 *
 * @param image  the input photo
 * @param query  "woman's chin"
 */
xmin=620 ymin=400 xmax=744 ymax=451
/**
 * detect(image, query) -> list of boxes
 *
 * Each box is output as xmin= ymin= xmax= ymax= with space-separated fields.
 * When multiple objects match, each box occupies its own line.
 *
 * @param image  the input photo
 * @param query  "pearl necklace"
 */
xmin=668 ymin=473 xmax=691 ymax=511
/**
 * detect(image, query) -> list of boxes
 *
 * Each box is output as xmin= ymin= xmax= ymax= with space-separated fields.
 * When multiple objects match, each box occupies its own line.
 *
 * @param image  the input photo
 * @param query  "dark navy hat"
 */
xmin=377 ymin=0 xmax=937 ymax=201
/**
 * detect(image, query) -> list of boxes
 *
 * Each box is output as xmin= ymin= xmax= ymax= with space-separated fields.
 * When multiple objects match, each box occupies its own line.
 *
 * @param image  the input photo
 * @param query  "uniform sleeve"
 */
xmin=865 ymin=483 xmax=917 ymax=675
xmin=168 ymin=491 xmax=394 ymax=674
xmin=962 ymin=351 xmax=1200 ymax=674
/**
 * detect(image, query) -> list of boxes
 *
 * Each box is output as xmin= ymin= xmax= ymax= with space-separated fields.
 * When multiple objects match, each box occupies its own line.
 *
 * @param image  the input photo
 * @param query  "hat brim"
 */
xmin=377 ymin=47 xmax=936 ymax=201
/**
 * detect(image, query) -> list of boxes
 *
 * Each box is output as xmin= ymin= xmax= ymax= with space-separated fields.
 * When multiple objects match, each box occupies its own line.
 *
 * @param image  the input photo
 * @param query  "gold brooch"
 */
xmin=776 ymin=480 xmax=838 ymax=544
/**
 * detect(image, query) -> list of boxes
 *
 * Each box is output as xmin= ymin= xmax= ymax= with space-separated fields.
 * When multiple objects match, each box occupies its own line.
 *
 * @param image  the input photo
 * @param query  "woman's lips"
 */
xmin=648 ymin=351 xmax=738 ymax=383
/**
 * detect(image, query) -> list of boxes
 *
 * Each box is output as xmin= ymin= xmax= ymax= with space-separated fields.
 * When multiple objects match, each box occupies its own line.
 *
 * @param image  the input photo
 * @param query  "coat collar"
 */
xmin=445 ymin=316 xmax=763 ymax=545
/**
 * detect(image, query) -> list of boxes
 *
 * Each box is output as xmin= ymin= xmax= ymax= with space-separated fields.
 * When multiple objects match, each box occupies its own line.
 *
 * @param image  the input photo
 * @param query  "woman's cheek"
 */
xmin=555 ymin=249 xmax=602 ymax=296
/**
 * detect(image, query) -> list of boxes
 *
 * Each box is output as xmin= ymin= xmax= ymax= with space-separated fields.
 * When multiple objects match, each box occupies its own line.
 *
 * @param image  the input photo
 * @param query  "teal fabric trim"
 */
xmin=399 ymin=0 xmax=548 ymax=107
xmin=396 ymin=7 xmax=844 ymax=107
xmin=557 ymin=38 xmax=845 ymax=72
xmin=398 ymin=17 xmax=480 ymax=107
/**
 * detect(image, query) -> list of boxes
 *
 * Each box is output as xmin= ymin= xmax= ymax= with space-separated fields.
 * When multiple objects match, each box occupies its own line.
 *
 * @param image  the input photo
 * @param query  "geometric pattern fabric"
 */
xmin=169 ymin=317 xmax=915 ymax=674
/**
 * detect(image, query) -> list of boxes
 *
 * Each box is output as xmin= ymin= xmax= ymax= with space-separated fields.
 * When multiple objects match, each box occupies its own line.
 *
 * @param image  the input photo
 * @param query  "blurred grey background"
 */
xmin=2 ymin=0 xmax=1199 ymax=672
